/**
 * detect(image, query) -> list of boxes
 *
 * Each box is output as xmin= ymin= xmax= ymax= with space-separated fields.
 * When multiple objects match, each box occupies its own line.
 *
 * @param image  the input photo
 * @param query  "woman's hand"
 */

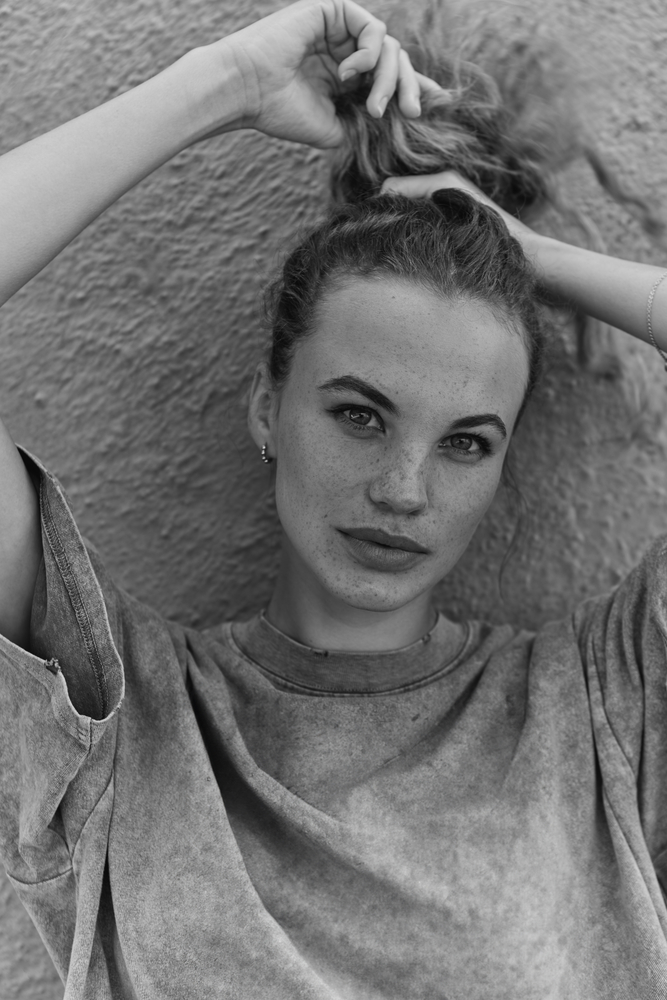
xmin=0 ymin=0 xmax=443 ymax=308
xmin=382 ymin=170 xmax=667 ymax=353
xmin=215 ymin=0 xmax=441 ymax=149
xmin=381 ymin=170 xmax=537 ymax=246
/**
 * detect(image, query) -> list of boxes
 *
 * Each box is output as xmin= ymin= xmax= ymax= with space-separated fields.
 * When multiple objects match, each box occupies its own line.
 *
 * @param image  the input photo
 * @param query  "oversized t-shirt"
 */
xmin=2 ymin=449 xmax=667 ymax=999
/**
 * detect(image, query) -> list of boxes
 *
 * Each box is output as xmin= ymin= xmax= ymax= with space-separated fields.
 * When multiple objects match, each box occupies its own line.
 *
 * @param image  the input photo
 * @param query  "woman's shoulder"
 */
xmin=571 ymin=532 xmax=667 ymax=639
xmin=456 ymin=530 xmax=667 ymax=686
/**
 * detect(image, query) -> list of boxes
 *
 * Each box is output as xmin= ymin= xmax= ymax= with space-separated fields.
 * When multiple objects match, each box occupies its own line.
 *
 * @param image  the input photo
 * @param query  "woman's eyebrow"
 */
xmin=317 ymin=375 xmax=398 ymax=415
xmin=318 ymin=379 xmax=506 ymax=438
xmin=450 ymin=414 xmax=507 ymax=439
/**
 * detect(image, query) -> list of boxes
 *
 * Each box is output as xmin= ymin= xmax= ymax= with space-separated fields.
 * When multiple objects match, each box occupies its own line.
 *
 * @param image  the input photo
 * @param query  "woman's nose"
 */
xmin=367 ymin=449 xmax=429 ymax=515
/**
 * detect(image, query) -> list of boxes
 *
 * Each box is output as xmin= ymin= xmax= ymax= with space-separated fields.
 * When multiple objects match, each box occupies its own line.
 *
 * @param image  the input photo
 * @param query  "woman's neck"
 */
xmin=266 ymin=547 xmax=438 ymax=653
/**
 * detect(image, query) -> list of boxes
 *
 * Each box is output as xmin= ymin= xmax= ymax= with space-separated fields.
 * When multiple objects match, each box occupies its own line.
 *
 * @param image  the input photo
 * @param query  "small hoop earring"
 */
xmin=261 ymin=443 xmax=273 ymax=465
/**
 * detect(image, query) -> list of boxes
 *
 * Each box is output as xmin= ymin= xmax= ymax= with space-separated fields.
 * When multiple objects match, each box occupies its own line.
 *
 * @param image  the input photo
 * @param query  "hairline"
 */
xmin=303 ymin=267 xmax=533 ymax=402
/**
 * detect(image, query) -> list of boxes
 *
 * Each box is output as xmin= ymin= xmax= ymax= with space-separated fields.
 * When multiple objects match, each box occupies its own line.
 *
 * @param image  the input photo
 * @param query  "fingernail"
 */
xmin=340 ymin=68 xmax=357 ymax=83
xmin=378 ymin=96 xmax=388 ymax=116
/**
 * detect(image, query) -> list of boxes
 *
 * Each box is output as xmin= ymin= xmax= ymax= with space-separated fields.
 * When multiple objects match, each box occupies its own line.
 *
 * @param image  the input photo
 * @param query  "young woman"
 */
xmin=1 ymin=1 xmax=667 ymax=997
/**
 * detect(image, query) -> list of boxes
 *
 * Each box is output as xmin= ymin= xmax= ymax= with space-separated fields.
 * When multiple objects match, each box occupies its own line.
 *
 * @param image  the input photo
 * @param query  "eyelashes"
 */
xmin=334 ymin=406 xmax=383 ymax=431
xmin=446 ymin=433 xmax=493 ymax=458
xmin=329 ymin=405 xmax=493 ymax=459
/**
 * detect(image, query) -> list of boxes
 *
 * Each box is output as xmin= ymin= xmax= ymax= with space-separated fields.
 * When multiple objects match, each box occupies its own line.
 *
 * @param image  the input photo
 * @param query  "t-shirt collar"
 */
xmin=232 ymin=611 xmax=470 ymax=695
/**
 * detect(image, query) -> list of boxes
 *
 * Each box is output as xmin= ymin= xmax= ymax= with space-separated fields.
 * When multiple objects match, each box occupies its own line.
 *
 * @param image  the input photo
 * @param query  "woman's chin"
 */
xmin=322 ymin=570 xmax=431 ymax=615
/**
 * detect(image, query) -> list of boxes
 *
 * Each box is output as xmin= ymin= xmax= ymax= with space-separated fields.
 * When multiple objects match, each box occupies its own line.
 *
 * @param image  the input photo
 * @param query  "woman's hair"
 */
xmin=329 ymin=0 xmax=663 ymax=376
xmin=260 ymin=0 xmax=664 ymax=602
xmin=332 ymin=0 xmax=662 ymax=230
xmin=265 ymin=0 xmax=663 ymax=414
xmin=266 ymin=189 xmax=544 ymax=425
xmin=263 ymin=189 xmax=543 ymax=596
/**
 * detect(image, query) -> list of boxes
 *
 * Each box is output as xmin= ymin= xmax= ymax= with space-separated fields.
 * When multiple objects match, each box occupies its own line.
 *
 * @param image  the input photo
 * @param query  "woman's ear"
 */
xmin=247 ymin=362 xmax=278 ymax=457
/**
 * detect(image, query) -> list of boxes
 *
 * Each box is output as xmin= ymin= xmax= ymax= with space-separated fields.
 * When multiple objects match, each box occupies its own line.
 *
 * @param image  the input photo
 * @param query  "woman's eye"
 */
xmin=335 ymin=407 xmax=383 ymax=432
xmin=450 ymin=434 xmax=475 ymax=451
xmin=441 ymin=434 xmax=489 ymax=459
xmin=347 ymin=408 xmax=373 ymax=426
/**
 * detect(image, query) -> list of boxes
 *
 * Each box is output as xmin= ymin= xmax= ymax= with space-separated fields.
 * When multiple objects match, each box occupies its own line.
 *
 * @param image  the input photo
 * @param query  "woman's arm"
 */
xmin=0 ymin=0 xmax=434 ymax=307
xmin=0 ymin=0 xmax=437 ymax=650
xmin=382 ymin=171 xmax=667 ymax=353
xmin=518 ymin=238 xmax=667 ymax=351
xmin=0 ymin=48 xmax=239 ymax=307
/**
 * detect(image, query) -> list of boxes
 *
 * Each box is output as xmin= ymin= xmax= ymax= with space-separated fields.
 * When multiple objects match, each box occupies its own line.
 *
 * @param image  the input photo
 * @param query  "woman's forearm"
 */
xmin=0 ymin=44 xmax=243 ymax=307
xmin=527 ymin=235 xmax=667 ymax=353
xmin=380 ymin=171 xmax=667 ymax=353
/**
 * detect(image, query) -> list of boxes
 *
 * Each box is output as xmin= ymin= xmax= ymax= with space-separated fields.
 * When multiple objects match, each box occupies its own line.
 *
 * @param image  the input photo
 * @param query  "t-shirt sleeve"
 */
xmin=572 ymin=535 xmax=667 ymax=886
xmin=0 ymin=448 xmax=124 ymax=891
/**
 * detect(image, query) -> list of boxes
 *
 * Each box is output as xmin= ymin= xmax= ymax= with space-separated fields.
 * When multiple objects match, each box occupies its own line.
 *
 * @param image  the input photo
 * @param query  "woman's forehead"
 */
xmin=294 ymin=277 xmax=529 ymax=415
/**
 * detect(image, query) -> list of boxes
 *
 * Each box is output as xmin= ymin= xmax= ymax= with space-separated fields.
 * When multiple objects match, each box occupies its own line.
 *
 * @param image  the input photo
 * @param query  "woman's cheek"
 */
xmin=278 ymin=413 xmax=363 ymax=499
xmin=274 ymin=415 xmax=352 ymax=524
xmin=432 ymin=464 xmax=502 ymax=549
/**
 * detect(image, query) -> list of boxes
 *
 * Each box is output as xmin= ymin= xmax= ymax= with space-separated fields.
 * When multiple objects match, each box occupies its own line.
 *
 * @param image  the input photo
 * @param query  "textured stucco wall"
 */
xmin=1 ymin=0 xmax=667 ymax=994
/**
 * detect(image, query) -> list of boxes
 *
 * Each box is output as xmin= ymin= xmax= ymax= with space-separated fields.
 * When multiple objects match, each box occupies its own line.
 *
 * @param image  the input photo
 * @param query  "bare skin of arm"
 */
xmin=0 ymin=0 xmax=436 ymax=651
xmin=0 ymin=51 xmax=240 ymax=650
xmin=382 ymin=171 xmax=667 ymax=351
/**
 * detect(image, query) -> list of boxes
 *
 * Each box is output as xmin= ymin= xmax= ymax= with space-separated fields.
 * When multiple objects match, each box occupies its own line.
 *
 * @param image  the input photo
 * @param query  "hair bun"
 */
xmin=330 ymin=2 xmax=660 ymax=236
xmin=430 ymin=188 xmax=478 ymax=224
xmin=330 ymin=32 xmax=553 ymax=217
xmin=330 ymin=0 xmax=663 ymax=378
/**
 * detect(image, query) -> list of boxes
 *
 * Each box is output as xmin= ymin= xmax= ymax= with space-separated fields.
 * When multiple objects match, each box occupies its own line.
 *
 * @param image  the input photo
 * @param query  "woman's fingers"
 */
xmin=233 ymin=0 xmax=446 ymax=147
xmin=335 ymin=0 xmax=387 ymax=81
xmin=365 ymin=35 xmax=401 ymax=118
xmin=395 ymin=65 xmax=448 ymax=120
xmin=380 ymin=170 xmax=534 ymax=243
xmin=416 ymin=71 xmax=449 ymax=99
xmin=396 ymin=49 xmax=422 ymax=119
xmin=381 ymin=171 xmax=470 ymax=198
xmin=329 ymin=2 xmax=442 ymax=119
xmin=381 ymin=176 xmax=431 ymax=197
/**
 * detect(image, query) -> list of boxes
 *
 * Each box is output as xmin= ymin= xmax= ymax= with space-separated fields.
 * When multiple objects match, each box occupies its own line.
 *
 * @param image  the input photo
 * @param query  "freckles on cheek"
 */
xmin=276 ymin=422 xmax=362 ymax=527
xmin=279 ymin=412 xmax=365 ymax=499
xmin=466 ymin=476 xmax=501 ymax=529
xmin=434 ymin=469 xmax=501 ymax=542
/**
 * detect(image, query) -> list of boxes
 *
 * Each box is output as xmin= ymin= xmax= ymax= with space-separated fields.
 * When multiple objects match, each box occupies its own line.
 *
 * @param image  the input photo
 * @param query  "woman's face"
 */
xmin=256 ymin=276 xmax=529 ymax=615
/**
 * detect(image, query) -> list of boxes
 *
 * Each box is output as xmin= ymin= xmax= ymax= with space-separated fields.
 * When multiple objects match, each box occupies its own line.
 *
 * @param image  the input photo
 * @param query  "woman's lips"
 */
xmin=337 ymin=527 xmax=429 ymax=571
